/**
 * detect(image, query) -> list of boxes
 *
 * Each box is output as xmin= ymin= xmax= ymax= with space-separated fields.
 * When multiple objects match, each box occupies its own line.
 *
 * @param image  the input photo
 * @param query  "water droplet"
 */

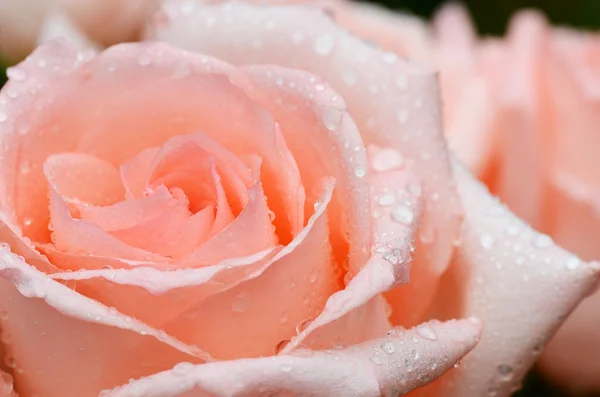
xmin=231 ymin=292 xmax=247 ymax=313
xmin=412 ymin=349 xmax=420 ymax=360
xmin=381 ymin=341 xmax=395 ymax=354
xmin=137 ymin=53 xmax=152 ymax=66
xmin=371 ymin=148 xmax=403 ymax=172
xmin=354 ymin=167 xmax=366 ymax=178
xmin=369 ymin=355 xmax=382 ymax=365
xmin=0 ymin=112 xmax=7 ymax=123
xmin=533 ymin=234 xmax=553 ymax=249
xmin=391 ymin=205 xmax=413 ymax=224
xmin=566 ymin=256 xmax=581 ymax=270
xmin=416 ymin=325 xmax=438 ymax=341
xmin=377 ymin=194 xmax=396 ymax=206
xmin=497 ymin=364 xmax=514 ymax=381
xmin=280 ymin=364 xmax=293 ymax=372
xmin=480 ymin=234 xmax=495 ymax=249
xmin=315 ymin=84 xmax=325 ymax=92
xmin=505 ymin=224 xmax=520 ymax=236
xmin=313 ymin=34 xmax=335 ymax=56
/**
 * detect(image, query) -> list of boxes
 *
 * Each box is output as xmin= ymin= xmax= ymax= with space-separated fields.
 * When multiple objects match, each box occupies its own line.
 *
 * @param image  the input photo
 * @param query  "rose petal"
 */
xmin=50 ymin=181 xmax=335 ymax=358
xmin=0 ymin=40 xmax=303 ymax=246
xmin=49 ymin=248 xmax=277 ymax=328
xmin=37 ymin=11 xmax=100 ymax=52
xmin=242 ymin=65 xmax=370 ymax=273
xmin=120 ymin=147 xmax=160 ymax=199
xmin=47 ymin=183 xmax=169 ymax=262
xmin=44 ymin=152 xmax=126 ymax=207
xmin=283 ymin=147 xmax=422 ymax=352
xmin=101 ymin=319 xmax=481 ymax=397
xmin=149 ymin=0 xmax=461 ymax=297
xmin=0 ymin=246 xmax=209 ymax=397
xmin=412 ymin=161 xmax=600 ymax=397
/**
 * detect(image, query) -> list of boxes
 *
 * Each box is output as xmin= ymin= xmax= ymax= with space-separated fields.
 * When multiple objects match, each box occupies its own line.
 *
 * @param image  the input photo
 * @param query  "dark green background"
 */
xmin=1 ymin=1 xmax=599 ymax=396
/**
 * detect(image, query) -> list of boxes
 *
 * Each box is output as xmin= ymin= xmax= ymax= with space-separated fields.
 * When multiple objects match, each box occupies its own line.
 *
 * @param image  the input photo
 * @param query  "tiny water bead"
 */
xmin=313 ymin=34 xmax=335 ymax=56
xmin=566 ymin=256 xmax=582 ymax=270
xmin=497 ymin=364 xmax=514 ymax=381
xmin=380 ymin=341 xmax=396 ymax=354
xmin=377 ymin=194 xmax=396 ymax=207
xmin=369 ymin=355 xmax=382 ymax=365
xmin=280 ymin=363 xmax=293 ymax=373
xmin=371 ymin=148 xmax=404 ymax=172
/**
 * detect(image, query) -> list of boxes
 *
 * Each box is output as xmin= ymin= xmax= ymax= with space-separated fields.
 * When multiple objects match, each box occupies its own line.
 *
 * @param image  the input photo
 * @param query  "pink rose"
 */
xmin=308 ymin=1 xmax=600 ymax=394
xmin=0 ymin=0 xmax=157 ymax=62
xmin=0 ymin=2 xmax=598 ymax=397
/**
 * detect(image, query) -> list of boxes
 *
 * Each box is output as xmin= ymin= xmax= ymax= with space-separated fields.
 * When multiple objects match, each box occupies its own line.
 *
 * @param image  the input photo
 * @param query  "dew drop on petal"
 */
xmin=377 ymin=194 xmax=396 ymax=206
xmin=280 ymin=364 xmax=293 ymax=373
xmin=416 ymin=325 xmax=438 ymax=341
xmin=313 ymin=34 xmax=335 ymax=56
xmin=381 ymin=341 xmax=395 ymax=354
xmin=137 ymin=53 xmax=152 ymax=66
xmin=371 ymin=148 xmax=404 ymax=172
xmin=391 ymin=205 xmax=413 ymax=224
xmin=480 ymin=234 xmax=495 ymax=249
xmin=497 ymin=364 xmax=514 ymax=381
xmin=566 ymin=256 xmax=581 ymax=270
xmin=370 ymin=355 xmax=382 ymax=365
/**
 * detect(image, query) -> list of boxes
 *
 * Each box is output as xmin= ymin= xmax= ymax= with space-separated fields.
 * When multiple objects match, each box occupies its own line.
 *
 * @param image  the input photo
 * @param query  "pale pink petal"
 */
xmin=101 ymin=319 xmax=481 ymax=397
xmin=161 ymin=181 xmax=336 ymax=358
xmin=492 ymin=11 xmax=550 ymax=227
xmin=150 ymin=0 xmax=461 ymax=292
xmin=120 ymin=147 xmax=160 ymax=199
xmin=49 ymin=248 xmax=277 ymax=328
xmin=37 ymin=11 xmax=100 ymax=52
xmin=50 ymin=182 xmax=333 ymax=357
xmin=44 ymin=152 xmax=125 ymax=207
xmin=283 ymin=147 xmax=422 ymax=353
xmin=413 ymin=161 xmax=600 ymax=397
xmin=536 ymin=173 xmax=600 ymax=393
xmin=0 ymin=40 xmax=303 ymax=246
xmin=0 ymin=371 xmax=17 ymax=397
xmin=78 ymin=185 xmax=177 ymax=230
xmin=180 ymin=179 xmax=276 ymax=266
xmin=242 ymin=65 xmax=369 ymax=273
xmin=0 ymin=246 xmax=209 ymax=397
xmin=47 ymin=184 xmax=169 ymax=262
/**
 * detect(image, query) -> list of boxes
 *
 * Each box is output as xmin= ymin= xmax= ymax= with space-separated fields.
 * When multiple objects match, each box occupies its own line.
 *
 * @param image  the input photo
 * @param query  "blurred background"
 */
xmin=1 ymin=0 xmax=599 ymax=396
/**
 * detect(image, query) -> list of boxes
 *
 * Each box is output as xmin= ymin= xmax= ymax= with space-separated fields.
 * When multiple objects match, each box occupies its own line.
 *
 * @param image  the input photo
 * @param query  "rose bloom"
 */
xmin=0 ymin=1 xmax=598 ymax=397
xmin=299 ymin=2 xmax=600 ymax=394
xmin=0 ymin=0 xmax=156 ymax=62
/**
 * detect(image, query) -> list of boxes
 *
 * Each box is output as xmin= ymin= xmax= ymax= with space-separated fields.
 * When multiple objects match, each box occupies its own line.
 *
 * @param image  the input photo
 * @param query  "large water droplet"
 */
xmin=377 ymin=194 xmax=396 ymax=207
xmin=497 ymin=364 xmax=514 ymax=381
xmin=391 ymin=205 xmax=413 ymax=224
xmin=371 ymin=148 xmax=403 ymax=172
xmin=480 ymin=234 xmax=495 ymax=249
xmin=313 ymin=34 xmax=335 ymax=56
xmin=381 ymin=341 xmax=395 ymax=354
xmin=0 ymin=112 xmax=7 ymax=123
xmin=566 ymin=256 xmax=581 ymax=270
xmin=416 ymin=325 xmax=438 ymax=341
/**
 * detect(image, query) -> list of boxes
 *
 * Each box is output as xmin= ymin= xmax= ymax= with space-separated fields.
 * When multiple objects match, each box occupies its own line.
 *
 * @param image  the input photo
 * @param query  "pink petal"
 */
xmin=50 ymin=182 xmax=334 ymax=358
xmin=44 ymin=152 xmax=126 ymax=207
xmin=242 ymin=65 xmax=369 ymax=273
xmin=414 ymin=161 xmax=600 ymax=397
xmin=0 ymin=246 xmax=208 ymax=397
xmin=37 ymin=11 xmax=100 ymax=52
xmin=120 ymin=147 xmax=160 ymax=199
xmin=47 ymin=183 xmax=168 ymax=262
xmin=0 ymin=371 xmax=17 ymax=397
xmin=101 ymin=319 xmax=481 ymax=397
xmin=49 ymin=248 xmax=277 ymax=329
xmin=283 ymin=147 xmax=422 ymax=353
xmin=0 ymin=40 xmax=303 ymax=246
xmin=150 ymin=0 xmax=461 ymax=285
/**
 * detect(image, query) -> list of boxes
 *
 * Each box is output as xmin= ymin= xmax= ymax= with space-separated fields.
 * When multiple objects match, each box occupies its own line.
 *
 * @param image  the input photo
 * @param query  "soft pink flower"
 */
xmin=0 ymin=0 xmax=157 ymax=62
xmin=0 ymin=2 xmax=597 ymax=397
xmin=305 ymin=0 xmax=600 ymax=393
